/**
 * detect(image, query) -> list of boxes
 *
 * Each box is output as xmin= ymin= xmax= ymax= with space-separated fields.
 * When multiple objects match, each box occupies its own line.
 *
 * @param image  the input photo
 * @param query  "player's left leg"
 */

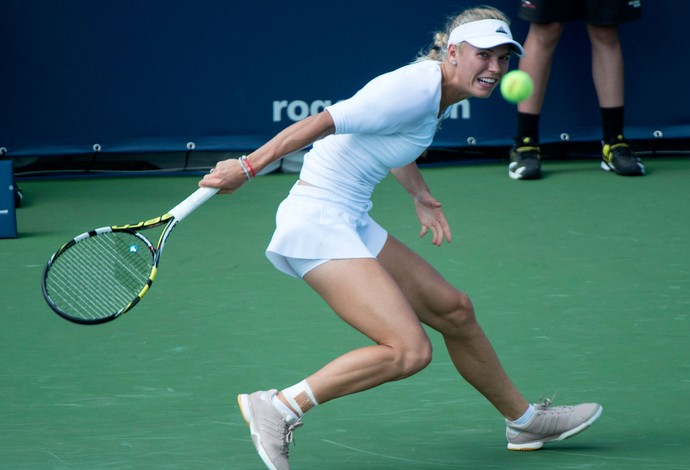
xmin=377 ymin=235 xmax=529 ymax=419
xmin=377 ymin=235 xmax=603 ymax=450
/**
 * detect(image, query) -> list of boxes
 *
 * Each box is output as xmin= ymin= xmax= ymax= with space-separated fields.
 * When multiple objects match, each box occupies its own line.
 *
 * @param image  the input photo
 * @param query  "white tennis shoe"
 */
xmin=506 ymin=398 xmax=602 ymax=450
xmin=238 ymin=389 xmax=302 ymax=470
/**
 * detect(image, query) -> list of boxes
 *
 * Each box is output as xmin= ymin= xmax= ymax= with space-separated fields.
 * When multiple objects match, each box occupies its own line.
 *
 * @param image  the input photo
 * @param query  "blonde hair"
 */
xmin=417 ymin=6 xmax=511 ymax=62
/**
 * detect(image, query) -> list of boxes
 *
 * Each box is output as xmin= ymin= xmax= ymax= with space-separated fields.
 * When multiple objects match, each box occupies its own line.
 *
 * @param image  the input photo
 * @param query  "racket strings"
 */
xmin=45 ymin=232 xmax=155 ymax=321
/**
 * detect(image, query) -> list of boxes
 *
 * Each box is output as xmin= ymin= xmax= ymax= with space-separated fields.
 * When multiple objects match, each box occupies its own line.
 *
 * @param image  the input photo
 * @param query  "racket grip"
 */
xmin=168 ymin=187 xmax=219 ymax=221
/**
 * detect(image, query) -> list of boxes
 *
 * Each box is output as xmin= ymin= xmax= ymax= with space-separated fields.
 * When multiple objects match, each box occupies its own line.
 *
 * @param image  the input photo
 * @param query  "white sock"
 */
xmin=271 ymin=395 xmax=300 ymax=424
xmin=271 ymin=379 xmax=319 ymax=424
xmin=511 ymin=404 xmax=536 ymax=426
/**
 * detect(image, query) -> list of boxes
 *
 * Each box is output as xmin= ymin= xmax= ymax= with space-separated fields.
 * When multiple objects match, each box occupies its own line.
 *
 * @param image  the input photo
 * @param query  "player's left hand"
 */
xmin=414 ymin=191 xmax=452 ymax=246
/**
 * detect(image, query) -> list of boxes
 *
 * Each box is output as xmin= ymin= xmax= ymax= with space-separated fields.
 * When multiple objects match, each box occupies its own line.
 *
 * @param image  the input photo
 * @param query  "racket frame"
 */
xmin=42 ymin=187 xmax=217 ymax=325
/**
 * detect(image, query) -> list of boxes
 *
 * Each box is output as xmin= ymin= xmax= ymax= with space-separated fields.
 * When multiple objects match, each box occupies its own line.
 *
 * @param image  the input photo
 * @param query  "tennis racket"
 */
xmin=41 ymin=186 xmax=218 ymax=325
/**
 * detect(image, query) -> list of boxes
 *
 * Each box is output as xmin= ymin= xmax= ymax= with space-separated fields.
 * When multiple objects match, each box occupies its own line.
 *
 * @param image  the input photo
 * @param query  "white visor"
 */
xmin=448 ymin=19 xmax=524 ymax=57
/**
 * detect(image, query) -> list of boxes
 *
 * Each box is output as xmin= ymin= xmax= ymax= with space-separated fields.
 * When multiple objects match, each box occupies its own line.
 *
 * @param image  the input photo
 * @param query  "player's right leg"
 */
xmin=301 ymin=256 xmax=434 ymax=399
xmin=238 ymin=255 xmax=433 ymax=469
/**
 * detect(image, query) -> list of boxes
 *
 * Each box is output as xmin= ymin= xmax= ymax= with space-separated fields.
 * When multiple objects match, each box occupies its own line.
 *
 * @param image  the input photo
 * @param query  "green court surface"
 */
xmin=1 ymin=158 xmax=689 ymax=469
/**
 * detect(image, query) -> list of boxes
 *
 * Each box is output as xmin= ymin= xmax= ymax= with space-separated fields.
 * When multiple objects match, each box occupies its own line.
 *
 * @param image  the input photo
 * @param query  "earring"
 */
xmin=451 ymin=60 xmax=457 ymax=66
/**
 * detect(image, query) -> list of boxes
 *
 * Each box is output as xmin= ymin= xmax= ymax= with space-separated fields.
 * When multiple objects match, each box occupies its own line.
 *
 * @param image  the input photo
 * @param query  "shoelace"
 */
xmin=604 ymin=135 xmax=634 ymax=160
xmin=514 ymin=146 xmax=541 ymax=165
xmin=534 ymin=392 xmax=559 ymax=411
xmin=280 ymin=421 xmax=304 ymax=457
xmin=609 ymin=142 xmax=633 ymax=158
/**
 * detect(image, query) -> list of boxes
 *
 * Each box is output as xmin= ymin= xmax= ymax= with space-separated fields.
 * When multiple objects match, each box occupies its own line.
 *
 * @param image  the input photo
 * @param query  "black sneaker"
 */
xmin=601 ymin=135 xmax=645 ymax=176
xmin=509 ymin=137 xmax=542 ymax=180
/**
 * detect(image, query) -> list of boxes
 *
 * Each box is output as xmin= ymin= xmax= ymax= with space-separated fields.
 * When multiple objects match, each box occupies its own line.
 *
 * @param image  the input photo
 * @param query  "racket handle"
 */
xmin=168 ymin=187 xmax=219 ymax=221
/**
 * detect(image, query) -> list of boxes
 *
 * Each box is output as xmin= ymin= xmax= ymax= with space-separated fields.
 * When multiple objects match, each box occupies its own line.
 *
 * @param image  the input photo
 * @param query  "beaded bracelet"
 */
xmin=240 ymin=155 xmax=257 ymax=178
xmin=238 ymin=157 xmax=253 ymax=181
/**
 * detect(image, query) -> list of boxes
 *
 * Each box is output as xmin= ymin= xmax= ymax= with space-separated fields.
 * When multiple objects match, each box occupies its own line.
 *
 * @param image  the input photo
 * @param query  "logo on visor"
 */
xmin=496 ymin=26 xmax=508 ymax=35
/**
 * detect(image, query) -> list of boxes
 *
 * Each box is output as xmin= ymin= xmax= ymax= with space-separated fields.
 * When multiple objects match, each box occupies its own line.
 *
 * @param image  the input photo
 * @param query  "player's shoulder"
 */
xmin=390 ymin=60 xmax=441 ymax=84
xmin=376 ymin=61 xmax=441 ymax=101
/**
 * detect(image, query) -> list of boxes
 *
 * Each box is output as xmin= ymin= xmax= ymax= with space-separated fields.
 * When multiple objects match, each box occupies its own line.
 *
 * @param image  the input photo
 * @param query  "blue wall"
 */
xmin=1 ymin=0 xmax=687 ymax=157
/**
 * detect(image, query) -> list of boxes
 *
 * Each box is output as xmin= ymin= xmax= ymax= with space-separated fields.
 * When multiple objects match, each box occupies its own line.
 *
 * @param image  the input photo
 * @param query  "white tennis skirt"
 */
xmin=266 ymin=183 xmax=388 ymax=278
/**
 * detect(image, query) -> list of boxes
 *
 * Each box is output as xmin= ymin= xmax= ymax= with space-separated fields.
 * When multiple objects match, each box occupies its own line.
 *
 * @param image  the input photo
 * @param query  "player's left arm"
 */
xmin=391 ymin=162 xmax=452 ymax=246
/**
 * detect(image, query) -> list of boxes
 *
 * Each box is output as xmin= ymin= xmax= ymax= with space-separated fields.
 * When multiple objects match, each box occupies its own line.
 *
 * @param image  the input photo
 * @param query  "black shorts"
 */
xmin=518 ymin=0 xmax=642 ymax=26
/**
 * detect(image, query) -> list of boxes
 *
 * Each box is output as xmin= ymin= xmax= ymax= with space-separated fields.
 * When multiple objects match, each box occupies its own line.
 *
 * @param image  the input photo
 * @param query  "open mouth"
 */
xmin=478 ymin=77 xmax=498 ymax=87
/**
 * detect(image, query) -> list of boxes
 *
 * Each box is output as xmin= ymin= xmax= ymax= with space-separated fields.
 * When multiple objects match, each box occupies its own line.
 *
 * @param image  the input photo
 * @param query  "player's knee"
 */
xmin=394 ymin=337 xmax=433 ymax=379
xmin=441 ymin=292 xmax=478 ymax=333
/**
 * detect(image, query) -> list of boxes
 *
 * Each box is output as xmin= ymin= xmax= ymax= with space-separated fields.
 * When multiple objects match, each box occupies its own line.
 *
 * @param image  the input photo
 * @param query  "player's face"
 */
xmin=458 ymin=44 xmax=512 ymax=98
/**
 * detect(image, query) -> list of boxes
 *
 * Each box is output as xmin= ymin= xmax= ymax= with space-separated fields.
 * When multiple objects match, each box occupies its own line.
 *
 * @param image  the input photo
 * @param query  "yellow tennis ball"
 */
xmin=500 ymin=70 xmax=533 ymax=104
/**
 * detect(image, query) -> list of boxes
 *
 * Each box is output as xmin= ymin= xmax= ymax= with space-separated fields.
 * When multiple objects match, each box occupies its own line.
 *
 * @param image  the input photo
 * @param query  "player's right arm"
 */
xmin=201 ymin=111 xmax=335 ymax=193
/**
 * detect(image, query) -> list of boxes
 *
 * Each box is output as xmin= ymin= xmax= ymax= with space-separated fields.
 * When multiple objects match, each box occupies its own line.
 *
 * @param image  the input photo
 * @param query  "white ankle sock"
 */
xmin=511 ymin=404 xmax=536 ymax=426
xmin=271 ymin=395 xmax=300 ymax=424
xmin=271 ymin=379 xmax=319 ymax=424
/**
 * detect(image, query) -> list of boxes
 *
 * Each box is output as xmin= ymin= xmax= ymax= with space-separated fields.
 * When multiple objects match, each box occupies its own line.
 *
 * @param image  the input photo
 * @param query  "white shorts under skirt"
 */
xmin=266 ymin=183 xmax=388 ymax=278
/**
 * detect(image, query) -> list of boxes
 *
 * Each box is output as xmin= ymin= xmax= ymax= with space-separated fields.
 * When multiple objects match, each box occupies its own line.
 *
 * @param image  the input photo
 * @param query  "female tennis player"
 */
xmin=201 ymin=6 xmax=601 ymax=469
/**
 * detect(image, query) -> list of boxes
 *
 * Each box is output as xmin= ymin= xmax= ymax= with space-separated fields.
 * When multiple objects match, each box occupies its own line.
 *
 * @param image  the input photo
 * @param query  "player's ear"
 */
xmin=447 ymin=43 xmax=459 ymax=64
